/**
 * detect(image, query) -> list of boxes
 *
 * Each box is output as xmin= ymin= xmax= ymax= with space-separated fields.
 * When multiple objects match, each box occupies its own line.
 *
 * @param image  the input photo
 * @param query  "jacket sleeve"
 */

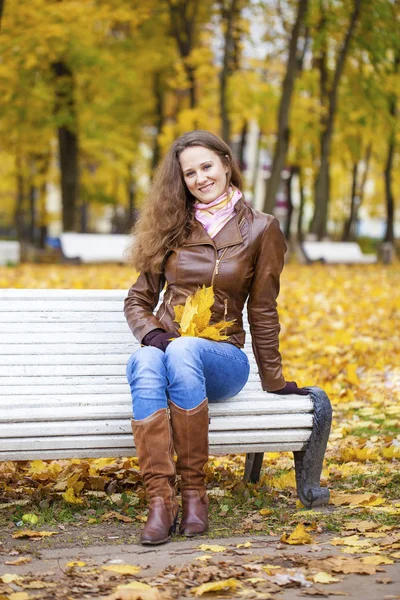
xmin=247 ymin=217 xmax=287 ymax=392
xmin=124 ymin=271 xmax=166 ymax=344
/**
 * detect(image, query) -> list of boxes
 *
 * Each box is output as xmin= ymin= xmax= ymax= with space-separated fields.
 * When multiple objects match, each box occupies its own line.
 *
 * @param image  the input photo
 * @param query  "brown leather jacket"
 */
xmin=124 ymin=198 xmax=287 ymax=392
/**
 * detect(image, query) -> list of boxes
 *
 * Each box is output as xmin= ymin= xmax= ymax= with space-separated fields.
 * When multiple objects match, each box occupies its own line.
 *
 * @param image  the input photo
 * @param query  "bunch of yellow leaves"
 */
xmin=173 ymin=285 xmax=235 ymax=341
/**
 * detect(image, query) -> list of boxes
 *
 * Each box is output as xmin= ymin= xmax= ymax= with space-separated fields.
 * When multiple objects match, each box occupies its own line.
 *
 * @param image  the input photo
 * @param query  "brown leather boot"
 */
xmin=131 ymin=408 xmax=179 ymax=545
xmin=169 ymin=398 xmax=209 ymax=536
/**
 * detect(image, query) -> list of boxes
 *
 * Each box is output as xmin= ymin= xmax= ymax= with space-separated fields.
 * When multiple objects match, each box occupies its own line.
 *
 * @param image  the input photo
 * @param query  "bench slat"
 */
xmin=1 ymin=365 xmax=128 ymax=376
xmin=0 ymin=312 xmax=127 ymax=323
xmin=0 ymin=289 xmax=126 ymax=299
xmin=0 ymin=381 xmax=261 ymax=396
xmin=2 ymin=429 xmax=312 ymax=452
xmin=1 ymin=332 xmax=134 ymax=344
xmin=0 ymin=343 xmax=135 ymax=355
xmin=1 ymin=415 xmax=313 ymax=437
xmin=0 ymin=301 xmax=124 ymax=312
xmin=0 ymin=322 xmax=130 ymax=333
xmin=0 ymin=354 xmax=132 ymax=366
xmin=0 ymin=397 xmax=313 ymax=416
xmin=0 ymin=442 xmax=307 ymax=461
xmin=1 ymin=376 xmax=127 ymax=386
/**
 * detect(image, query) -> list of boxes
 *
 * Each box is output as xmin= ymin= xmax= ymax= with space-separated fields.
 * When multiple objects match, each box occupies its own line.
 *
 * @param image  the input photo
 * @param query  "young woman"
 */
xmin=124 ymin=130 xmax=307 ymax=546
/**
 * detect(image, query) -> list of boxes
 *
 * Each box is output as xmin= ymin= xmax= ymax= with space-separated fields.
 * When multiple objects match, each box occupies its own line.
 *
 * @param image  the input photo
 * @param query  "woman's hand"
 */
xmin=273 ymin=381 xmax=309 ymax=396
xmin=142 ymin=328 xmax=179 ymax=351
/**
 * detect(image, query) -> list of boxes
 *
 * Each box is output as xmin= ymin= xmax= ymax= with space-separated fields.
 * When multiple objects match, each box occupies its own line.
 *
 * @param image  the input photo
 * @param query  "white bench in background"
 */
xmin=302 ymin=241 xmax=377 ymax=264
xmin=0 ymin=241 xmax=20 ymax=266
xmin=0 ymin=289 xmax=332 ymax=508
xmin=60 ymin=233 xmax=130 ymax=263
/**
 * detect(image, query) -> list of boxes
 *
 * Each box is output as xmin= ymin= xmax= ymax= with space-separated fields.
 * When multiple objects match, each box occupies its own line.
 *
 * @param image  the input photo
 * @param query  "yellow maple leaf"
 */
xmin=313 ymin=572 xmax=341 ymax=584
xmin=180 ymin=295 xmax=199 ymax=333
xmin=361 ymin=555 xmax=394 ymax=565
xmin=191 ymin=578 xmax=242 ymax=596
xmin=331 ymin=535 xmax=371 ymax=548
xmin=102 ymin=564 xmax=141 ymax=575
xmin=173 ymin=304 xmax=185 ymax=324
xmin=63 ymin=487 xmax=83 ymax=504
xmin=197 ymin=322 xmax=235 ymax=340
xmin=197 ymin=544 xmax=226 ymax=552
xmin=12 ymin=530 xmax=58 ymax=539
xmin=280 ymin=523 xmax=313 ymax=545
xmin=174 ymin=285 xmax=235 ymax=340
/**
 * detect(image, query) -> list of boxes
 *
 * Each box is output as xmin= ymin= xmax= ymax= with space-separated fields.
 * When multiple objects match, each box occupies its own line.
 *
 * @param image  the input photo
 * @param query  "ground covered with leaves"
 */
xmin=0 ymin=263 xmax=399 ymax=599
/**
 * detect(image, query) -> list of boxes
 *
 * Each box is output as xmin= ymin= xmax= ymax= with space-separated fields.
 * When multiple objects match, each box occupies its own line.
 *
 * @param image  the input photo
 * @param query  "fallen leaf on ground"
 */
xmin=313 ymin=572 xmax=342 ymax=584
xmin=102 ymin=565 xmax=141 ymax=575
xmin=4 ymin=557 xmax=32 ymax=566
xmin=330 ymin=492 xmax=385 ymax=507
xmin=12 ymin=530 xmax=58 ymax=539
xmin=361 ymin=555 xmax=394 ymax=565
xmin=281 ymin=523 xmax=313 ymax=545
xmin=101 ymin=511 xmax=133 ymax=523
xmin=0 ymin=574 xmax=22 ymax=584
xmin=191 ymin=578 xmax=242 ymax=596
xmin=197 ymin=544 xmax=226 ymax=552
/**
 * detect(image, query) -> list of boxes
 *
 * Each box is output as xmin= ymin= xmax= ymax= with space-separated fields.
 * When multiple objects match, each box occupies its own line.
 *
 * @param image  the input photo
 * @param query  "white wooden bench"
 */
xmin=0 ymin=241 xmax=20 ymax=266
xmin=0 ymin=289 xmax=332 ymax=508
xmin=60 ymin=233 xmax=130 ymax=263
xmin=302 ymin=241 xmax=376 ymax=264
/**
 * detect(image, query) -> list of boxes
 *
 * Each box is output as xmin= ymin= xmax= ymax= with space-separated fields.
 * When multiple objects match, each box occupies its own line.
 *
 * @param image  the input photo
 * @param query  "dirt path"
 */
xmin=1 ymin=531 xmax=399 ymax=599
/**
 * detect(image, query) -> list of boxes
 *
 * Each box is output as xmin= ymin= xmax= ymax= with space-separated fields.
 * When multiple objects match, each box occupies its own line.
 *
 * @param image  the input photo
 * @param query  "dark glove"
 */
xmin=273 ymin=381 xmax=309 ymax=396
xmin=142 ymin=328 xmax=179 ymax=352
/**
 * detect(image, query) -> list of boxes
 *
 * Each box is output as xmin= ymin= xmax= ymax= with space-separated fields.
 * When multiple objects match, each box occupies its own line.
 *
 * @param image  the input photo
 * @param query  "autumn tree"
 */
xmin=309 ymin=0 xmax=362 ymax=239
xmin=263 ymin=0 xmax=309 ymax=216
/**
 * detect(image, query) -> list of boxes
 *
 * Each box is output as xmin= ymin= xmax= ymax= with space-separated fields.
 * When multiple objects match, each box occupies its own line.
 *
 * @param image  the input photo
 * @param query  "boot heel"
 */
xmin=170 ymin=512 xmax=179 ymax=535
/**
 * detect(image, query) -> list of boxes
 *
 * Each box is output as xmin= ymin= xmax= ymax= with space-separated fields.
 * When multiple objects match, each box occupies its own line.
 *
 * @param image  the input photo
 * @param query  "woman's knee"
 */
xmin=126 ymin=345 xmax=165 ymax=380
xmin=165 ymin=335 xmax=202 ymax=359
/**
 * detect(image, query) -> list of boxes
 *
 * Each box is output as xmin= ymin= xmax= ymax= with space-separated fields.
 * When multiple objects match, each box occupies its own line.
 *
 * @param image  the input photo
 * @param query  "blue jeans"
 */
xmin=126 ymin=336 xmax=250 ymax=420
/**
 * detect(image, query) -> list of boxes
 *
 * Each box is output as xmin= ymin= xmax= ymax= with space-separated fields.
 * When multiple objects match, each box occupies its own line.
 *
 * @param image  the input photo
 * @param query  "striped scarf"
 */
xmin=194 ymin=186 xmax=242 ymax=238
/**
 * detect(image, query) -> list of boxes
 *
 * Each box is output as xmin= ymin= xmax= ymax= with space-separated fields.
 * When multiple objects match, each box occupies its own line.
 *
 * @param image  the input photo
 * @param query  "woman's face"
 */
xmin=179 ymin=146 xmax=229 ymax=204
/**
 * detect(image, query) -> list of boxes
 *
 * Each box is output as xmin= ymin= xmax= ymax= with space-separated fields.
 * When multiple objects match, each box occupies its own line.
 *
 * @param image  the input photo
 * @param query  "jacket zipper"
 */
xmin=211 ymin=247 xmax=228 ymax=286
xmin=159 ymin=288 xmax=173 ymax=321
xmin=223 ymin=298 xmax=229 ymax=335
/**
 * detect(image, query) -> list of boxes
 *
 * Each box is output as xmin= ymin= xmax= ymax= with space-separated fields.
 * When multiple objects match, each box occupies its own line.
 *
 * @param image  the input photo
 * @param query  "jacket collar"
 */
xmin=184 ymin=198 xmax=246 ymax=249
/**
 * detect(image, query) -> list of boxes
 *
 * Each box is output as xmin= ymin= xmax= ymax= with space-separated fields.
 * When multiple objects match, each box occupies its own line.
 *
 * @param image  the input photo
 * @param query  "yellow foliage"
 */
xmin=174 ymin=285 xmax=235 ymax=341
xmin=281 ymin=523 xmax=313 ymax=545
xmin=191 ymin=578 xmax=242 ymax=596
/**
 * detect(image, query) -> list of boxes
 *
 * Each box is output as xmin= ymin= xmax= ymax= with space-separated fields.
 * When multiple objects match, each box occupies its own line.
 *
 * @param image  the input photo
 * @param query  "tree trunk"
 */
xmin=167 ymin=0 xmax=199 ymax=108
xmin=284 ymin=168 xmax=295 ymax=241
xmin=310 ymin=0 xmax=362 ymax=239
xmin=219 ymin=0 xmax=238 ymax=144
xmin=342 ymin=161 xmax=358 ymax=241
xmin=152 ymin=71 xmax=165 ymax=171
xmin=251 ymin=128 xmax=262 ymax=203
xmin=383 ymin=52 xmax=399 ymax=244
xmin=52 ymin=61 xmax=79 ymax=232
xmin=263 ymin=0 xmax=309 ymax=215
xmin=342 ymin=142 xmax=372 ymax=241
xmin=14 ymin=154 xmax=25 ymax=244
xmin=0 ymin=0 xmax=4 ymax=32
xmin=297 ymin=167 xmax=305 ymax=244
xmin=127 ymin=164 xmax=137 ymax=230
xmin=238 ymin=120 xmax=247 ymax=170
xmin=384 ymin=124 xmax=395 ymax=244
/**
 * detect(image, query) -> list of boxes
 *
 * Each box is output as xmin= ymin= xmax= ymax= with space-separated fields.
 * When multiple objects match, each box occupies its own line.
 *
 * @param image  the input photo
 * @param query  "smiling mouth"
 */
xmin=199 ymin=183 xmax=214 ymax=192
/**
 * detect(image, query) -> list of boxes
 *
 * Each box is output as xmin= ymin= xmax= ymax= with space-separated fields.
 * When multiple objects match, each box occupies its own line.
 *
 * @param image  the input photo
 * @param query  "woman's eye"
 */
xmin=185 ymin=171 xmax=194 ymax=177
xmin=204 ymin=164 xmax=211 ymax=170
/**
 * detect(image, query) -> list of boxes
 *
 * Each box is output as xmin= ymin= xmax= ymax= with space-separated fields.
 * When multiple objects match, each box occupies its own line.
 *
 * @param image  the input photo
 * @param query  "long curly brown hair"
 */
xmin=127 ymin=130 xmax=243 ymax=274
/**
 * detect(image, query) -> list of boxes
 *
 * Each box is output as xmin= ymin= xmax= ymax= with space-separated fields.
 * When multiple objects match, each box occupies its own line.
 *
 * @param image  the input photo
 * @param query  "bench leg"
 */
xmin=243 ymin=452 xmax=264 ymax=483
xmin=293 ymin=386 xmax=332 ymax=508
